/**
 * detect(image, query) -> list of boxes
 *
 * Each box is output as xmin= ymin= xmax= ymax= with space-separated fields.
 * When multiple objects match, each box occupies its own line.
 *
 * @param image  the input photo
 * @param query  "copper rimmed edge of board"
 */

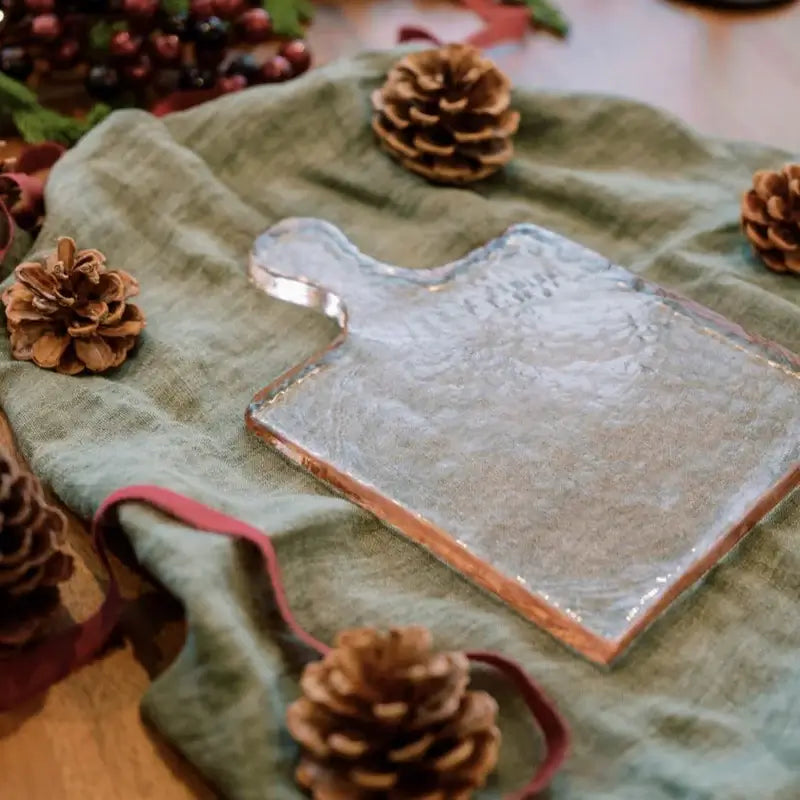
xmin=245 ymin=399 xmax=800 ymax=665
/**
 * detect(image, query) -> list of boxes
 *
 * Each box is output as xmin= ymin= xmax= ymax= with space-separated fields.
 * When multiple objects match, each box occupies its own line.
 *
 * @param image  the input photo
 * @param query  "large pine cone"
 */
xmin=741 ymin=164 xmax=800 ymax=275
xmin=0 ymin=450 xmax=73 ymax=649
xmin=371 ymin=45 xmax=519 ymax=185
xmin=2 ymin=236 xmax=145 ymax=374
xmin=287 ymin=626 xmax=500 ymax=800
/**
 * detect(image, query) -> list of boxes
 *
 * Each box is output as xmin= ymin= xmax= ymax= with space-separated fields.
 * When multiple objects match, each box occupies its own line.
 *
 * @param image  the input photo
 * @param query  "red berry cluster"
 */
xmin=0 ymin=0 xmax=312 ymax=105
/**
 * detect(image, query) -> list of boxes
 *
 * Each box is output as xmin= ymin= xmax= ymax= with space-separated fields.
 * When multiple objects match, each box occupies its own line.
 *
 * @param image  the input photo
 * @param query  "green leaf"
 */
xmin=89 ymin=20 xmax=114 ymax=51
xmin=0 ymin=70 xmax=111 ymax=145
xmin=10 ymin=104 xmax=112 ymax=146
xmin=263 ymin=0 xmax=313 ymax=38
xmin=162 ymin=0 xmax=189 ymax=16
xmin=12 ymin=107 xmax=86 ymax=145
xmin=294 ymin=0 xmax=314 ymax=22
xmin=85 ymin=103 xmax=113 ymax=128
xmin=505 ymin=0 xmax=569 ymax=37
xmin=0 ymin=71 xmax=39 ymax=110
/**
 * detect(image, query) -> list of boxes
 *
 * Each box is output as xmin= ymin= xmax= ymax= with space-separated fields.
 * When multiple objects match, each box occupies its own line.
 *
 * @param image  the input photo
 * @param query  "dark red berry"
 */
xmin=31 ymin=13 xmax=62 ymax=41
xmin=150 ymin=33 xmax=181 ymax=65
xmin=224 ymin=52 xmax=260 ymax=84
xmin=260 ymin=54 xmax=291 ymax=83
xmin=178 ymin=64 xmax=216 ymax=90
xmin=51 ymin=38 xmax=81 ymax=68
xmin=197 ymin=50 xmax=225 ymax=70
xmin=212 ymin=0 xmax=244 ymax=20
xmin=122 ymin=55 xmax=152 ymax=86
xmin=60 ymin=12 xmax=86 ymax=37
xmin=122 ymin=0 xmax=157 ymax=17
xmin=85 ymin=64 xmax=121 ymax=100
xmin=236 ymin=7 xmax=271 ymax=43
xmin=189 ymin=0 xmax=213 ymax=17
xmin=109 ymin=30 xmax=142 ymax=60
xmin=219 ymin=73 xmax=246 ymax=93
xmin=0 ymin=46 xmax=34 ymax=82
xmin=278 ymin=39 xmax=310 ymax=75
xmin=24 ymin=0 xmax=54 ymax=13
xmin=192 ymin=15 xmax=227 ymax=49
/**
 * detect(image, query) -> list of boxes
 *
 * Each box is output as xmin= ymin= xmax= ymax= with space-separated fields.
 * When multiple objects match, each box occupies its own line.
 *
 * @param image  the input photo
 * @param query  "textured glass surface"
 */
xmin=246 ymin=218 xmax=800 ymax=664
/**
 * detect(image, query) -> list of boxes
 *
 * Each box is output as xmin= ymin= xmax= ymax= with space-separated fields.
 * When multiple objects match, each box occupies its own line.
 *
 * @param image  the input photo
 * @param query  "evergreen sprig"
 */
xmin=263 ymin=0 xmax=314 ymax=38
xmin=505 ymin=0 xmax=569 ymax=37
xmin=0 ymin=72 xmax=111 ymax=145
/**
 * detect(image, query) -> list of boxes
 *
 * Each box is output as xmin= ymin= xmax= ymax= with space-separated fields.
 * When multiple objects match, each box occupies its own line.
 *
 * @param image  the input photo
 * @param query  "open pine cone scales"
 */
xmin=0 ymin=450 xmax=73 ymax=649
xmin=372 ymin=45 xmax=519 ymax=185
xmin=741 ymin=164 xmax=800 ymax=274
xmin=287 ymin=626 xmax=500 ymax=800
xmin=2 ymin=236 xmax=145 ymax=374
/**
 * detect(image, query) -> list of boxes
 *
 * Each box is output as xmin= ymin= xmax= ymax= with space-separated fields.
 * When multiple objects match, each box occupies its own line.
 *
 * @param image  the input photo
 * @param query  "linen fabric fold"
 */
xmin=1 ymin=49 xmax=798 ymax=800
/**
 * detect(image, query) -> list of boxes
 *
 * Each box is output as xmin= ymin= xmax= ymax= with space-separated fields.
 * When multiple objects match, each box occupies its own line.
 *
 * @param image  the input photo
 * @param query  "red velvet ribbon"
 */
xmin=150 ymin=87 xmax=227 ymax=118
xmin=0 ymin=141 xmax=65 ymax=262
xmin=0 ymin=200 xmax=14 ymax=263
xmin=399 ymin=0 xmax=530 ymax=49
xmin=0 ymin=485 xmax=569 ymax=796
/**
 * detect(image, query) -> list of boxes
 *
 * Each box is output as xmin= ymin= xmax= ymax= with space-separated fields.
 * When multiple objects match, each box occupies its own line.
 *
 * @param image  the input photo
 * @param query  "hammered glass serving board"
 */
xmin=246 ymin=218 xmax=800 ymax=665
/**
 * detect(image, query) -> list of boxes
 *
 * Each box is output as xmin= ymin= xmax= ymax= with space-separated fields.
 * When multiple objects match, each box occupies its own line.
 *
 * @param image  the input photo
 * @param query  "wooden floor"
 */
xmin=1 ymin=1 xmax=799 ymax=797
xmin=314 ymin=0 xmax=800 ymax=150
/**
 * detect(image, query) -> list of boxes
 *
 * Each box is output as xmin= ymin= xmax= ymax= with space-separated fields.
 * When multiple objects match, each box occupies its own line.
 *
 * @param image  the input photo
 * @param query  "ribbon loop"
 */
xmin=0 ymin=485 xmax=568 ymax=797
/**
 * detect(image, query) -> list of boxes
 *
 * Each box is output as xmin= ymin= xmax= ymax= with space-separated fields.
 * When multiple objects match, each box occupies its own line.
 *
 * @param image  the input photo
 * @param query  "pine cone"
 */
xmin=741 ymin=164 xmax=800 ymax=275
xmin=371 ymin=45 xmax=519 ymax=185
xmin=2 ymin=236 xmax=145 ymax=374
xmin=0 ymin=449 xmax=73 ymax=649
xmin=287 ymin=626 xmax=501 ymax=800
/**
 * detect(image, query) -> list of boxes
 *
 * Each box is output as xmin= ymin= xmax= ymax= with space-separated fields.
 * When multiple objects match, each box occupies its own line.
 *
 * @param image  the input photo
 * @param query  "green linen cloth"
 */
xmin=2 ymin=49 xmax=799 ymax=799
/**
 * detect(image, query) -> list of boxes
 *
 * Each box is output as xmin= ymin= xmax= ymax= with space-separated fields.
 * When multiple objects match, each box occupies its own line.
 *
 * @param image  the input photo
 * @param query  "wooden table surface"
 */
xmin=1 ymin=1 xmax=799 ymax=797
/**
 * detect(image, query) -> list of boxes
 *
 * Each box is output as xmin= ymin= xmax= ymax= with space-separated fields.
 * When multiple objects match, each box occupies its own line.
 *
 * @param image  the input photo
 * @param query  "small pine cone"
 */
xmin=741 ymin=164 xmax=800 ymax=275
xmin=287 ymin=626 xmax=501 ymax=800
xmin=2 ymin=236 xmax=145 ymax=374
xmin=0 ymin=450 xmax=73 ymax=649
xmin=371 ymin=44 xmax=519 ymax=185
